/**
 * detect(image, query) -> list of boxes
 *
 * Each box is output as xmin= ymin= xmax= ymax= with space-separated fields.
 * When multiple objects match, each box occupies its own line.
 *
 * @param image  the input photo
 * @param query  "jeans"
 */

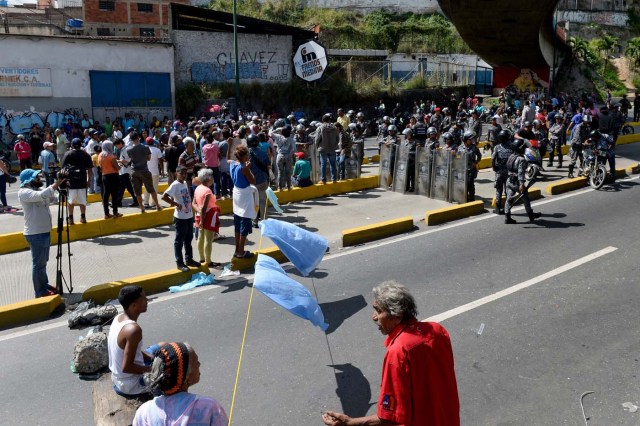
xmin=276 ymin=154 xmax=293 ymax=189
xmin=319 ymin=151 xmax=337 ymax=182
xmin=220 ymin=171 xmax=233 ymax=197
xmin=173 ymin=217 xmax=194 ymax=264
xmin=25 ymin=232 xmax=51 ymax=297
xmin=210 ymin=167 xmax=221 ymax=197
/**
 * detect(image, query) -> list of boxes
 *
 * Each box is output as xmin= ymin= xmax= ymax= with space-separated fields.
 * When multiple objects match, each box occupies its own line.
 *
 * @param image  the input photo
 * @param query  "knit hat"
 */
xmin=148 ymin=343 xmax=190 ymax=396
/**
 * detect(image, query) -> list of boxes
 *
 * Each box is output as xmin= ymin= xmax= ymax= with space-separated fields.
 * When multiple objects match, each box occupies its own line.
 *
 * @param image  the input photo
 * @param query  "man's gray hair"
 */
xmin=197 ymin=168 xmax=213 ymax=183
xmin=372 ymin=281 xmax=418 ymax=321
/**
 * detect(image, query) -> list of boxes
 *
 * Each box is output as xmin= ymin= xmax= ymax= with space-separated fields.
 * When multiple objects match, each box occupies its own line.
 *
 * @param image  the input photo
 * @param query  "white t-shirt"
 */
xmin=147 ymin=146 xmax=162 ymax=176
xmin=164 ymin=180 xmax=193 ymax=219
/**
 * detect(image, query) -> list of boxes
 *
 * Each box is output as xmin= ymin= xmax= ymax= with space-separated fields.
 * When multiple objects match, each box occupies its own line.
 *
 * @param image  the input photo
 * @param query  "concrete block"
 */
xmin=342 ymin=216 xmax=414 ymax=247
xmin=230 ymin=246 xmax=286 ymax=271
xmin=477 ymin=157 xmax=492 ymax=170
xmin=626 ymin=163 xmax=640 ymax=174
xmin=615 ymin=168 xmax=627 ymax=178
xmin=0 ymin=294 xmax=63 ymax=329
xmin=425 ymin=200 xmax=485 ymax=226
xmin=545 ymin=177 xmax=587 ymax=195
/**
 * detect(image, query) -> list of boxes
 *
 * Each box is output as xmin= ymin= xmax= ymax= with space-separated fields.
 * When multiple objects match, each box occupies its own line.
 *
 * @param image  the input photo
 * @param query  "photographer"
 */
xmin=18 ymin=169 xmax=66 ymax=297
xmin=61 ymin=138 xmax=93 ymax=225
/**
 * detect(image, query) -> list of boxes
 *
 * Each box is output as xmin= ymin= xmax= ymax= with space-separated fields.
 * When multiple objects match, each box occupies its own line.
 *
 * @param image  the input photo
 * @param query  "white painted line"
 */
xmin=424 ymin=246 xmax=618 ymax=323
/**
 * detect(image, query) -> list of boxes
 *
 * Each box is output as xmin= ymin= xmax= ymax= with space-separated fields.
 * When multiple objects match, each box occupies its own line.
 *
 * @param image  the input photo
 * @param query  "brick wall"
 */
xmin=130 ymin=2 xmax=160 ymax=25
xmin=84 ymin=0 xmax=129 ymax=25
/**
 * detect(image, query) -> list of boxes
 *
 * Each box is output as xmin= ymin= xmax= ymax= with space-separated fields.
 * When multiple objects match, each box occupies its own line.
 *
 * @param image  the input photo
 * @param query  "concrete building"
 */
xmin=557 ymin=0 xmax=630 ymax=27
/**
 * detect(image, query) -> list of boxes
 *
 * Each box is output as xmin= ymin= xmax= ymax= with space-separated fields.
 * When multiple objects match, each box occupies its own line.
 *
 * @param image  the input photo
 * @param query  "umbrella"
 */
xmin=207 ymin=104 xmax=221 ymax=113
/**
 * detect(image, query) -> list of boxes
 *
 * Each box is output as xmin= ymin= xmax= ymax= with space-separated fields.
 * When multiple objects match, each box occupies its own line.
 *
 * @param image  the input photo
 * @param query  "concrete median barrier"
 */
xmin=0 ymin=294 xmax=63 ymax=329
xmin=230 ymin=246 xmax=287 ymax=272
xmin=425 ymin=200 xmax=485 ymax=225
xmin=86 ymin=182 xmax=170 ymax=204
xmin=342 ymin=216 xmax=415 ymax=247
xmin=626 ymin=163 xmax=640 ymax=174
xmin=545 ymin=176 xmax=587 ymax=195
xmin=83 ymin=265 xmax=207 ymax=304
xmin=616 ymin=133 xmax=640 ymax=146
xmin=0 ymin=176 xmax=379 ymax=255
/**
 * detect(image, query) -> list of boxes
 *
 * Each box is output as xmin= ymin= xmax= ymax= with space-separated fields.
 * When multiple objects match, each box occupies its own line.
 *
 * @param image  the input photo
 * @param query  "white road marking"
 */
xmin=424 ymin=246 xmax=618 ymax=323
xmin=0 ymin=174 xmax=635 ymax=342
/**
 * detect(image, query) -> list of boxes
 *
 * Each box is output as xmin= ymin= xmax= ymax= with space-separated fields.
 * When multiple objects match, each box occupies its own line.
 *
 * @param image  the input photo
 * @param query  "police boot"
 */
xmin=568 ymin=165 xmax=574 ymax=179
xmin=504 ymin=213 xmax=516 ymax=224
xmin=528 ymin=212 xmax=542 ymax=222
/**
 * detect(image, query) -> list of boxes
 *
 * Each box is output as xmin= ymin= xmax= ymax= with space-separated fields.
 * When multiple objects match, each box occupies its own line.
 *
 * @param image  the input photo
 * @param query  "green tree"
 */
xmin=594 ymin=34 xmax=619 ymax=72
xmin=625 ymin=37 xmax=640 ymax=74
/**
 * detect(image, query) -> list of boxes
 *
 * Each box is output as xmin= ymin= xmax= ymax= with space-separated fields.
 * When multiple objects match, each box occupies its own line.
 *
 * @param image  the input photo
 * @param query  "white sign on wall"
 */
xmin=293 ymin=41 xmax=327 ymax=82
xmin=0 ymin=67 xmax=52 ymax=97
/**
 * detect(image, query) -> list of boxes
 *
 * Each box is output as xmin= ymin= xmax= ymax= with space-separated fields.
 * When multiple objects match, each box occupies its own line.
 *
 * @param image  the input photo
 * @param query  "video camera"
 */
xmin=56 ymin=164 xmax=80 ymax=190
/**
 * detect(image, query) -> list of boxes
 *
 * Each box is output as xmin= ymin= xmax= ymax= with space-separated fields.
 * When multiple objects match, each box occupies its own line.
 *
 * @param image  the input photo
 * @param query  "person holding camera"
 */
xmin=61 ymin=138 xmax=93 ymax=225
xmin=18 ymin=169 xmax=66 ymax=297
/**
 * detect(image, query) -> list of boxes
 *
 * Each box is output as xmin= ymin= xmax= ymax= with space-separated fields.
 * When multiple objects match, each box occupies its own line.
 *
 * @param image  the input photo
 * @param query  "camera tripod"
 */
xmin=55 ymin=189 xmax=73 ymax=294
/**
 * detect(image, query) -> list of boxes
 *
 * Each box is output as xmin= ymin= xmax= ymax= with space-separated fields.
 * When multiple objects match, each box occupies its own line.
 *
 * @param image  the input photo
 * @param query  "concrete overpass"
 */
xmin=438 ymin=0 xmax=562 ymax=93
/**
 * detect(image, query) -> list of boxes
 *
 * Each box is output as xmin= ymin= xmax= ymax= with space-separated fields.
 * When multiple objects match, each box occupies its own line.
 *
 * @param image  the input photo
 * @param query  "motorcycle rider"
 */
xmin=532 ymin=119 xmax=549 ymax=158
xmin=547 ymin=114 xmax=566 ymax=167
xmin=515 ymin=121 xmax=535 ymax=141
xmin=587 ymin=130 xmax=616 ymax=182
xmin=458 ymin=131 xmax=482 ymax=202
xmin=491 ymin=130 xmax=513 ymax=214
xmin=504 ymin=139 xmax=542 ymax=224
xmin=568 ymin=115 xmax=591 ymax=178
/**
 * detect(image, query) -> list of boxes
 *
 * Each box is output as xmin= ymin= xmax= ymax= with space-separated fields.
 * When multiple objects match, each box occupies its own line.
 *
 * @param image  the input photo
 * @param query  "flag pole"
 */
xmin=227 ymin=192 xmax=272 ymax=426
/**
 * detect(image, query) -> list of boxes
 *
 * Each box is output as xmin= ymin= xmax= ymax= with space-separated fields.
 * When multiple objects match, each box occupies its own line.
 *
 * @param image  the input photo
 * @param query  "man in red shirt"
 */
xmin=323 ymin=281 xmax=460 ymax=426
xmin=14 ymin=135 xmax=32 ymax=170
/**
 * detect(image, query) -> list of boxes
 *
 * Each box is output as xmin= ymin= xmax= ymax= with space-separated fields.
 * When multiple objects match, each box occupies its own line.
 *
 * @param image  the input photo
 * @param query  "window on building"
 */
xmin=140 ymin=27 xmax=155 ymax=37
xmin=137 ymin=3 xmax=153 ymax=12
xmin=96 ymin=28 xmax=113 ymax=36
xmin=98 ymin=0 xmax=115 ymax=11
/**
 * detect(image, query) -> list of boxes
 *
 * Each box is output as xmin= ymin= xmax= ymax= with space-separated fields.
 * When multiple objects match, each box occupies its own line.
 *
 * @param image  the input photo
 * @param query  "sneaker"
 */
xmin=80 ymin=216 xmax=87 ymax=224
xmin=208 ymin=262 xmax=223 ymax=269
xmin=186 ymin=259 xmax=201 ymax=267
xmin=177 ymin=263 xmax=189 ymax=272
xmin=68 ymin=216 xmax=75 ymax=226
xmin=104 ymin=213 xmax=113 ymax=219
xmin=113 ymin=213 xmax=123 ymax=218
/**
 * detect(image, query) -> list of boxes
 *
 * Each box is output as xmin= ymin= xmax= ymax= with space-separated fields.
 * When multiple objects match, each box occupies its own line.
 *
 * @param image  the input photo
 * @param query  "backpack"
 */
xmin=506 ymin=153 xmax=520 ymax=173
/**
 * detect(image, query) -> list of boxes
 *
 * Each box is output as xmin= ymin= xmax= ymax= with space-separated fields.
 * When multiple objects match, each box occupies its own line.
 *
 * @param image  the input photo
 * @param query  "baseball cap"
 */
xmin=145 ymin=136 xmax=155 ymax=145
xmin=43 ymin=141 xmax=55 ymax=149
xmin=294 ymin=152 xmax=305 ymax=159
xmin=71 ymin=138 xmax=83 ymax=148
xmin=20 ymin=169 xmax=42 ymax=187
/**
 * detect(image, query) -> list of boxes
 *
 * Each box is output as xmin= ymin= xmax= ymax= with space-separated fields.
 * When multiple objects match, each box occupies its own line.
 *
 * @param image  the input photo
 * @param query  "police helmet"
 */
xmin=512 ymin=139 xmax=526 ymax=153
xmin=281 ymin=125 xmax=292 ymax=138
xmin=402 ymin=128 xmax=413 ymax=136
xmin=459 ymin=111 xmax=467 ymax=118
xmin=496 ymin=129 xmax=512 ymax=144
xmin=356 ymin=112 xmax=365 ymax=118
xmin=309 ymin=121 xmax=318 ymax=128
xmin=456 ymin=120 xmax=465 ymax=127
xmin=348 ymin=123 xmax=357 ymax=131
xmin=274 ymin=118 xmax=286 ymax=129
xmin=347 ymin=110 xmax=355 ymax=116
xmin=442 ymin=107 xmax=450 ymax=114
xmin=287 ymin=114 xmax=295 ymax=121
xmin=442 ymin=132 xmax=453 ymax=141
xmin=298 ymin=118 xmax=307 ymax=126
xmin=589 ymin=130 xmax=602 ymax=140
xmin=296 ymin=124 xmax=305 ymax=132
xmin=533 ymin=119 xmax=541 ymax=127
xmin=463 ymin=131 xmax=476 ymax=141
xmin=582 ymin=115 xmax=592 ymax=123
xmin=387 ymin=125 xmax=398 ymax=133
xmin=555 ymin=114 xmax=564 ymax=120
xmin=383 ymin=116 xmax=390 ymax=122
xmin=247 ymin=134 xmax=259 ymax=148
xmin=427 ymin=126 xmax=438 ymax=136
xmin=524 ymin=121 xmax=532 ymax=128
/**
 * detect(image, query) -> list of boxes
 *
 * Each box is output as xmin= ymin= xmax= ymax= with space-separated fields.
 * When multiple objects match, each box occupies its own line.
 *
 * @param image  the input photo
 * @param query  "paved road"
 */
xmin=2 ymin=173 xmax=640 ymax=425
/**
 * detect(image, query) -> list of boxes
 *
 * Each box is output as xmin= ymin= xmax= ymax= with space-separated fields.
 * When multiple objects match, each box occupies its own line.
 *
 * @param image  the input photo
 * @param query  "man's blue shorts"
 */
xmin=234 ymin=214 xmax=253 ymax=237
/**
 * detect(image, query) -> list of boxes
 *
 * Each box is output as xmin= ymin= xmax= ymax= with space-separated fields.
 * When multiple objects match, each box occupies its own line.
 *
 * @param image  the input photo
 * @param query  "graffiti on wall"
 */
xmin=0 ymin=106 xmax=85 ymax=147
xmin=191 ymin=50 xmax=290 ymax=84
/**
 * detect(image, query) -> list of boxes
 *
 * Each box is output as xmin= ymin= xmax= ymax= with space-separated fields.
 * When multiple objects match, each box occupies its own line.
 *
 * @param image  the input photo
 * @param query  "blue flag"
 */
xmin=254 ymin=254 xmax=329 ymax=331
xmin=259 ymin=218 xmax=328 ymax=276
xmin=266 ymin=187 xmax=284 ymax=214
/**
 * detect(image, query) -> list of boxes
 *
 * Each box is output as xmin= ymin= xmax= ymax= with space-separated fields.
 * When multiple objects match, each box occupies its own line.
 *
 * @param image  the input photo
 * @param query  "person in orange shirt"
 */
xmin=192 ymin=168 xmax=223 ymax=268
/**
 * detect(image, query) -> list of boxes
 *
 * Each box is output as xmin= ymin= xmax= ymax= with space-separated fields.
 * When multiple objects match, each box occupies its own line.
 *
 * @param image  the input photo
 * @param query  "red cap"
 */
xmin=145 ymin=137 xmax=155 ymax=145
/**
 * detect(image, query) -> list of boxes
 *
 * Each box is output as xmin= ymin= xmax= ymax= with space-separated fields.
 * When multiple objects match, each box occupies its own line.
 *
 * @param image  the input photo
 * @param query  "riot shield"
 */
xmin=450 ymin=150 xmax=468 ymax=204
xmin=415 ymin=146 xmax=433 ymax=197
xmin=378 ymin=144 xmax=395 ymax=189
xmin=345 ymin=153 xmax=360 ymax=179
xmin=308 ymin=144 xmax=320 ymax=184
xmin=430 ymin=149 xmax=452 ymax=201
xmin=392 ymin=143 xmax=410 ymax=193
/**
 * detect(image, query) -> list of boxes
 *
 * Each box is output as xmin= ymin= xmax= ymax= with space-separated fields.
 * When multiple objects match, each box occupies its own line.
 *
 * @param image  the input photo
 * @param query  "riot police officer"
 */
xmin=425 ymin=127 xmax=439 ymax=151
xmin=412 ymin=115 xmax=428 ymax=146
xmin=568 ymin=115 xmax=591 ymax=178
xmin=491 ymin=130 xmax=513 ymax=214
xmin=547 ymin=113 xmax=565 ymax=167
xmin=442 ymin=132 xmax=457 ymax=151
xmin=458 ymin=131 xmax=482 ymax=202
xmin=381 ymin=125 xmax=400 ymax=181
xmin=504 ymin=139 xmax=542 ymax=224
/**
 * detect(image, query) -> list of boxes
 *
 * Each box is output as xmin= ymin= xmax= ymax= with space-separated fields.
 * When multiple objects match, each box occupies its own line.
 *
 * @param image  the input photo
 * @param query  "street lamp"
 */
xmin=233 ymin=0 xmax=240 ymax=119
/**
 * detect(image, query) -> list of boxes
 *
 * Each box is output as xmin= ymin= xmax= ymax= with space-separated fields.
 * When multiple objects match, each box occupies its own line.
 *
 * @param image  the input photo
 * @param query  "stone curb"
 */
xmin=342 ymin=216 xmax=415 ymax=247
xmin=425 ymin=200 xmax=485 ymax=226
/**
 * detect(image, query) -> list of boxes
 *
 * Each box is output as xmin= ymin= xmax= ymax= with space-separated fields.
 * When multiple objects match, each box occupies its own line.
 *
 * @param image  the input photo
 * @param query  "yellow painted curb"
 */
xmin=363 ymin=157 xmax=370 ymax=164
xmin=616 ymin=133 xmax=640 ymax=146
xmin=83 ymin=265 xmax=207 ymax=304
xmin=477 ymin=157 xmax=492 ymax=170
xmin=615 ymin=168 xmax=627 ymax=178
xmin=0 ymin=294 xmax=63 ymax=329
xmin=491 ymin=188 xmax=542 ymax=208
xmin=342 ymin=216 xmax=414 ymax=247
xmin=0 ymin=177 xmax=378 ymax=255
xmin=545 ymin=177 xmax=587 ymax=195
xmin=371 ymin=154 xmax=380 ymax=162
xmin=86 ymin=182 xmax=170 ymax=204
xmin=425 ymin=200 xmax=485 ymax=226
xmin=230 ymin=246 xmax=286 ymax=272
xmin=626 ymin=163 xmax=640 ymax=174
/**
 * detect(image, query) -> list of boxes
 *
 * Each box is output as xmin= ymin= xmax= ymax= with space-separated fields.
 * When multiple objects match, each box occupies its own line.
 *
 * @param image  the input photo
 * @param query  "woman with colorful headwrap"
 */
xmin=133 ymin=342 xmax=228 ymax=426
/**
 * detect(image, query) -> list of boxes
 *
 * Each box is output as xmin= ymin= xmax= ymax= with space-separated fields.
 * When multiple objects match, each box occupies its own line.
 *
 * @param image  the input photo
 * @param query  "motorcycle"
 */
xmin=622 ymin=122 xmax=634 ymax=135
xmin=579 ymin=146 xmax=608 ymax=190
xmin=524 ymin=139 xmax=544 ymax=179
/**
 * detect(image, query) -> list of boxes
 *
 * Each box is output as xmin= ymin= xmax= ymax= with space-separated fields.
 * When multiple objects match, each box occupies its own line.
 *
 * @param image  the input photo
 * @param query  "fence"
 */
xmin=326 ymin=58 xmax=493 ymax=93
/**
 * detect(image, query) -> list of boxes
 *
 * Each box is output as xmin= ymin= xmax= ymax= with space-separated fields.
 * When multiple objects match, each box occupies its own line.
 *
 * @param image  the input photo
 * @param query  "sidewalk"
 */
xmin=1 ymin=144 xmax=638 ymax=306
